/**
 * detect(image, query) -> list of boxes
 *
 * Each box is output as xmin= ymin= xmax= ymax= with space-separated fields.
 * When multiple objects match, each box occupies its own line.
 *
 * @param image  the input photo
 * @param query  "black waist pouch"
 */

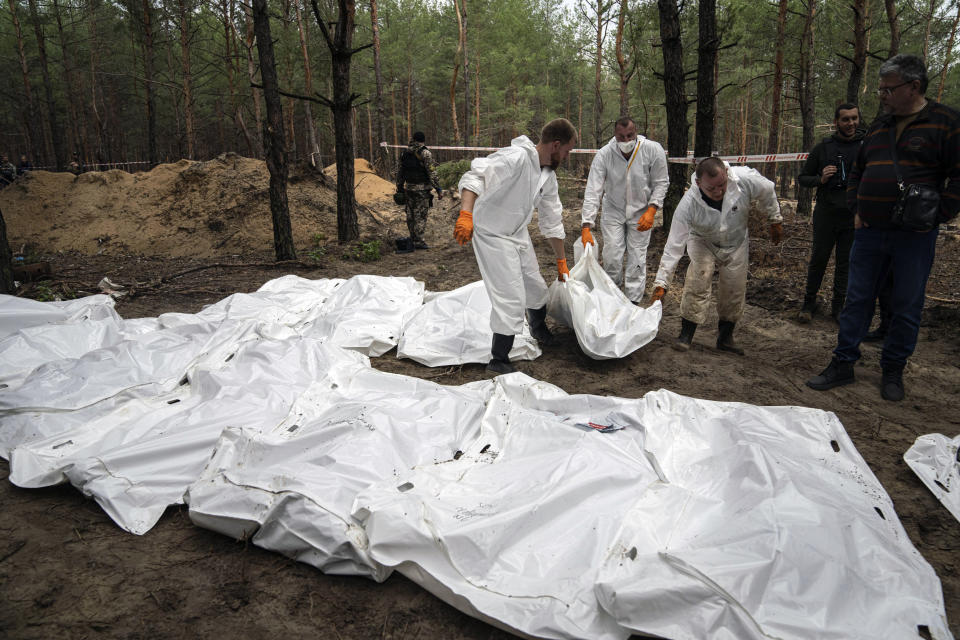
xmin=891 ymin=183 xmax=939 ymax=232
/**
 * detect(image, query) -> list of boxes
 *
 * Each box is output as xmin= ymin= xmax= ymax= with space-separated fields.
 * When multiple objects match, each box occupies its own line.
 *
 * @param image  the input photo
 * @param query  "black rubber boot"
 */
xmin=527 ymin=306 xmax=557 ymax=346
xmin=716 ymin=320 xmax=745 ymax=355
xmin=673 ymin=318 xmax=697 ymax=352
xmin=806 ymin=357 xmax=855 ymax=390
xmin=486 ymin=333 xmax=517 ymax=374
xmin=881 ymin=366 xmax=905 ymax=401
xmin=797 ymin=298 xmax=817 ymax=324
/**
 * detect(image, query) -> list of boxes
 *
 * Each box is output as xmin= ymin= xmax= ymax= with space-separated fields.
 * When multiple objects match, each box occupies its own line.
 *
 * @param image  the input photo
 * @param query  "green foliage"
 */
xmin=343 ymin=240 xmax=382 ymax=263
xmin=436 ymin=160 xmax=472 ymax=190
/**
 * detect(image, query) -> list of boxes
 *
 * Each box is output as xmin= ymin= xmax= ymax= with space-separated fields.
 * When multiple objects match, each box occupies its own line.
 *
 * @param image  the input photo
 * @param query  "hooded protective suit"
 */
xmin=458 ymin=136 xmax=565 ymax=335
xmin=581 ymin=135 xmax=669 ymax=301
xmin=653 ymin=164 xmax=781 ymax=324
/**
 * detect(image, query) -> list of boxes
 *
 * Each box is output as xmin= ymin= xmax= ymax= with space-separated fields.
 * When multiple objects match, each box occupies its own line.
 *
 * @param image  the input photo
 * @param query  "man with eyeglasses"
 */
xmin=806 ymin=54 xmax=960 ymax=401
xmin=649 ymin=157 xmax=782 ymax=354
xmin=796 ymin=103 xmax=864 ymax=323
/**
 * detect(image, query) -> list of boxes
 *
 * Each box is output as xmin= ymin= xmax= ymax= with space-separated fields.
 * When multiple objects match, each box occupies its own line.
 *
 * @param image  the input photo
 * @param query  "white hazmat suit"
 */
xmin=458 ymin=136 xmax=566 ymax=335
xmin=653 ymin=164 xmax=781 ymax=324
xmin=581 ymin=136 xmax=669 ymax=302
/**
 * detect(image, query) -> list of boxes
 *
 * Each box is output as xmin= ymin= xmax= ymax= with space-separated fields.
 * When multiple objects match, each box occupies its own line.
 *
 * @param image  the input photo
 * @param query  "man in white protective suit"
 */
xmin=580 ymin=116 xmax=669 ymax=303
xmin=650 ymin=157 xmax=783 ymax=355
xmin=454 ymin=118 xmax=577 ymax=374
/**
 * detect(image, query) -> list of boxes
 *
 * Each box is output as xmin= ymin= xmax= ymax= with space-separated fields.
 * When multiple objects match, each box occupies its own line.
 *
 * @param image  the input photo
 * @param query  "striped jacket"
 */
xmin=846 ymin=100 xmax=960 ymax=228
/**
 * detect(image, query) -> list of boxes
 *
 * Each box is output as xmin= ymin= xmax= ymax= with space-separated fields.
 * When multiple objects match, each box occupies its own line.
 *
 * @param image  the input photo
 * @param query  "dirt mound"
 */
xmin=0 ymin=153 xmax=409 ymax=258
xmin=323 ymin=157 xmax=398 ymax=204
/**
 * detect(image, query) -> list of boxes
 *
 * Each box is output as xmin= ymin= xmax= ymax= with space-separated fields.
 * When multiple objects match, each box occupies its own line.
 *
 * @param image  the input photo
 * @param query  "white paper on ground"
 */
xmin=187 ymin=364 xmax=492 ymax=580
xmin=397 ymin=281 xmax=541 ymax=366
xmin=354 ymin=376 xmax=953 ymax=640
xmin=905 ymin=433 xmax=960 ymax=524
xmin=546 ymin=243 xmax=661 ymax=359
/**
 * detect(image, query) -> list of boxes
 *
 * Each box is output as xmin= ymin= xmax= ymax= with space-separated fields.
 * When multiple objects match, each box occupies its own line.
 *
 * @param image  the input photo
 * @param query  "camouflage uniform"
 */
xmin=396 ymin=140 xmax=441 ymax=248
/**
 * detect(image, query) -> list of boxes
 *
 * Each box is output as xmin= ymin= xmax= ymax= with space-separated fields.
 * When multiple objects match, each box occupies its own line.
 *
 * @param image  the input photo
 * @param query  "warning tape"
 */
xmin=379 ymin=142 xmax=809 ymax=164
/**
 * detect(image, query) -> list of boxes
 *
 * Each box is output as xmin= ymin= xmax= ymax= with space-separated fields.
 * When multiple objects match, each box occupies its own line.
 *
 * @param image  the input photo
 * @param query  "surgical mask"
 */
xmin=617 ymin=139 xmax=637 ymax=154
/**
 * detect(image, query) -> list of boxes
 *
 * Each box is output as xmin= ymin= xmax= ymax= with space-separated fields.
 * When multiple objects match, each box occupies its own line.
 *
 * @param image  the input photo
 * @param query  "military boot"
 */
xmin=797 ymin=297 xmax=817 ymax=324
xmin=486 ymin=333 xmax=517 ymax=375
xmin=716 ymin=320 xmax=745 ymax=355
xmin=881 ymin=365 xmax=905 ymax=401
xmin=527 ymin=306 xmax=557 ymax=346
xmin=673 ymin=318 xmax=697 ymax=352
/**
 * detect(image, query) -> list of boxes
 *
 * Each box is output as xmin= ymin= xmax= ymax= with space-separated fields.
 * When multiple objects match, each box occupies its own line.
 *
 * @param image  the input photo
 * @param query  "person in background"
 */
xmin=0 ymin=155 xmax=16 ymax=188
xmin=17 ymin=154 xmax=33 ymax=175
xmin=806 ymin=54 xmax=960 ymax=402
xmin=454 ymin=118 xmax=576 ymax=374
xmin=650 ymin=157 xmax=782 ymax=355
xmin=579 ymin=116 xmax=669 ymax=303
xmin=796 ymin=103 xmax=864 ymax=323
xmin=395 ymin=131 xmax=443 ymax=250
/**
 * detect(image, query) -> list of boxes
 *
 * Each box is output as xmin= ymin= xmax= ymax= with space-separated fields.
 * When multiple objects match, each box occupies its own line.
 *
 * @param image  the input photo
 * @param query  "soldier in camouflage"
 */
xmin=396 ymin=131 xmax=443 ymax=249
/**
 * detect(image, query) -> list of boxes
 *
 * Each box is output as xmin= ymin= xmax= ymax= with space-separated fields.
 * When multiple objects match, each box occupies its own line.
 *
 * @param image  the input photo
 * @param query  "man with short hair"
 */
xmin=649 ymin=157 xmax=782 ymax=355
xmin=454 ymin=118 xmax=576 ymax=374
xmin=806 ymin=54 xmax=960 ymax=401
xmin=796 ymin=103 xmax=864 ymax=322
xmin=396 ymin=131 xmax=443 ymax=250
xmin=580 ymin=116 xmax=669 ymax=303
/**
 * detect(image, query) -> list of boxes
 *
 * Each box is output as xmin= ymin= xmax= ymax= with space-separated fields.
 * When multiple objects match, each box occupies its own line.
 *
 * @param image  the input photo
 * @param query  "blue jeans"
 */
xmin=834 ymin=226 xmax=938 ymax=369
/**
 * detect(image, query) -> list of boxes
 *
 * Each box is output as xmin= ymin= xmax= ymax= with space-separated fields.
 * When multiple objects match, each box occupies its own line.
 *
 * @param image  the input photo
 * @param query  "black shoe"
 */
xmin=673 ymin=318 xmax=697 ymax=352
xmin=862 ymin=327 xmax=886 ymax=343
xmin=716 ymin=320 xmax=744 ymax=356
xmin=486 ymin=359 xmax=517 ymax=374
xmin=881 ymin=367 xmax=904 ymax=401
xmin=413 ymin=241 xmax=429 ymax=250
xmin=806 ymin=358 xmax=855 ymax=390
xmin=487 ymin=333 xmax=517 ymax=374
xmin=526 ymin=306 xmax=557 ymax=346
xmin=797 ymin=300 xmax=817 ymax=324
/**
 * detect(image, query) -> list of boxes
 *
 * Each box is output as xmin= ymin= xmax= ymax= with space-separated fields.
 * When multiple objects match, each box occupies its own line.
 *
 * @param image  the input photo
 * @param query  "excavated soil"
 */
xmin=0 ymin=158 xmax=957 ymax=639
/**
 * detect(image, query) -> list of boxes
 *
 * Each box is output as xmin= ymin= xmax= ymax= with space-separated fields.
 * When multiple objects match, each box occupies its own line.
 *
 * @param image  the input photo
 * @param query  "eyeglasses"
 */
xmin=876 ymin=81 xmax=912 ymax=96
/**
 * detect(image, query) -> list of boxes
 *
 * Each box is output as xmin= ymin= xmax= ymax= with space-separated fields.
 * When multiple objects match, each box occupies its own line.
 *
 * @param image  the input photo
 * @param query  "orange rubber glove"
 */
xmin=770 ymin=222 xmax=783 ymax=245
xmin=636 ymin=205 xmax=657 ymax=232
xmin=581 ymin=227 xmax=595 ymax=247
xmin=454 ymin=210 xmax=473 ymax=245
xmin=650 ymin=286 xmax=666 ymax=303
xmin=557 ymin=258 xmax=570 ymax=281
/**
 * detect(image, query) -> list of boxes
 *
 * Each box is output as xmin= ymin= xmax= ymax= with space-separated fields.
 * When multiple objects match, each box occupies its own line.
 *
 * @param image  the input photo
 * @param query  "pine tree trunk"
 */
xmin=615 ymin=0 xmax=630 ymax=117
xmin=884 ymin=0 xmax=899 ymax=57
xmin=8 ymin=0 xmax=39 ymax=162
xmin=938 ymin=3 xmax=960 ymax=102
xmin=252 ymin=0 xmax=296 ymax=260
xmin=764 ymin=0 xmax=787 ymax=181
xmin=658 ymin=0 xmax=688 ymax=231
xmin=449 ymin=0 xmax=464 ymax=142
xmin=177 ymin=0 xmax=196 ymax=159
xmin=846 ymin=0 xmax=867 ymax=103
xmin=0 ymin=208 xmax=14 ymax=295
xmin=27 ymin=0 xmax=65 ymax=170
xmin=245 ymin=6 xmax=264 ymax=155
xmin=797 ymin=0 xmax=817 ymax=218
xmin=694 ymin=0 xmax=717 ymax=158
xmin=369 ymin=0 xmax=388 ymax=171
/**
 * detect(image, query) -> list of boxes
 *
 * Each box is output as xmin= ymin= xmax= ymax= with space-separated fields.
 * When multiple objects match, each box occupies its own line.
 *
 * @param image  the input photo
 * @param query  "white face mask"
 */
xmin=617 ymin=139 xmax=637 ymax=154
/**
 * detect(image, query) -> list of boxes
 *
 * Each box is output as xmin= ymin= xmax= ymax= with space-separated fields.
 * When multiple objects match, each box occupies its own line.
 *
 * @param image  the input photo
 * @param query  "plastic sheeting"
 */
xmin=547 ymin=243 xmax=661 ymax=359
xmin=397 ymin=281 xmax=541 ymax=366
xmin=353 ymin=376 xmax=953 ymax=640
xmin=1 ymin=281 xmax=954 ymax=640
xmin=188 ymin=363 xmax=493 ymax=580
xmin=905 ymin=433 xmax=960 ymax=524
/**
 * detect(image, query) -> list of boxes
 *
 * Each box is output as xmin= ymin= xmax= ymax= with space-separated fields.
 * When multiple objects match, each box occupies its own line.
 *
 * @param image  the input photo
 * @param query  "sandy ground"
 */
xmin=0 ymin=159 xmax=957 ymax=639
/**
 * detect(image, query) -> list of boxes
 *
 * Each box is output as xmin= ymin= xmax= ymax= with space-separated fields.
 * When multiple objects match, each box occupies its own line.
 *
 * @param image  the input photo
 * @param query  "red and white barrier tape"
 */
xmin=379 ymin=142 xmax=809 ymax=164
